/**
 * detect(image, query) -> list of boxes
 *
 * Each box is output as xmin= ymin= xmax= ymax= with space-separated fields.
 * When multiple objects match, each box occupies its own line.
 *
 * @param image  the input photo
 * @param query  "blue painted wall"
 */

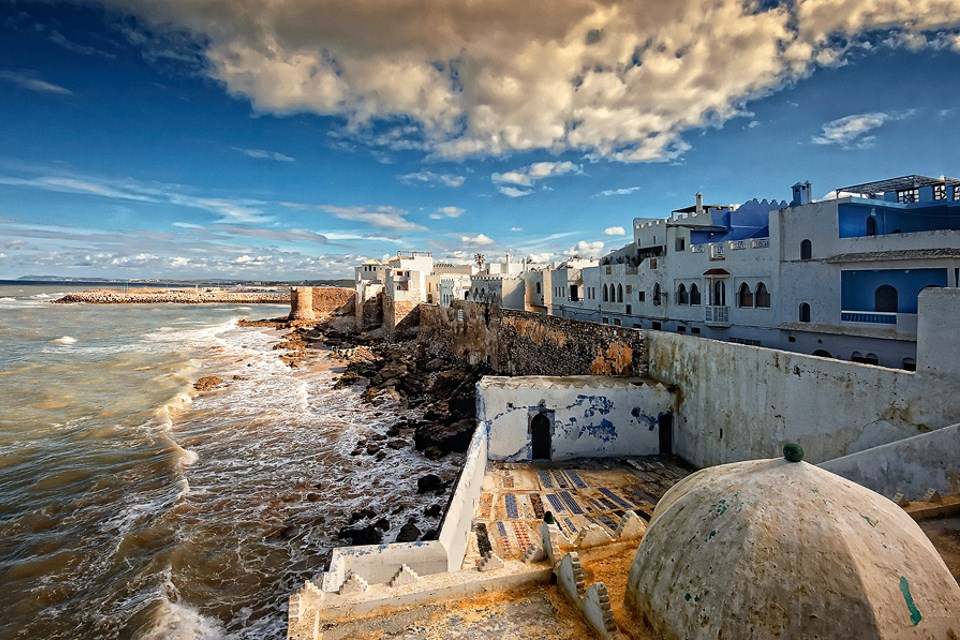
xmin=838 ymin=201 xmax=960 ymax=238
xmin=840 ymin=268 xmax=947 ymax=313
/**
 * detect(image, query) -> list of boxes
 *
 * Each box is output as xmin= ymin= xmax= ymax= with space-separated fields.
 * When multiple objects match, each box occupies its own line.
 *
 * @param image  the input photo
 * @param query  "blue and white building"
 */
xmin=550 ymin=175 xmax=960 ymax=370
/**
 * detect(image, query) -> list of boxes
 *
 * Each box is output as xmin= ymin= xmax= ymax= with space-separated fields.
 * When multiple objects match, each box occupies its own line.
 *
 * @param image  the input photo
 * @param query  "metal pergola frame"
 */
xmin=836 ymin=174 xmax=960 ymax=197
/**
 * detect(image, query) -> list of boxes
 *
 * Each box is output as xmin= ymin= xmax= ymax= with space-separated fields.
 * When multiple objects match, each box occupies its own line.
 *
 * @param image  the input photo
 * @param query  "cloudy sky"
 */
xmin=1 ymin=0 xmax=959 ymax=280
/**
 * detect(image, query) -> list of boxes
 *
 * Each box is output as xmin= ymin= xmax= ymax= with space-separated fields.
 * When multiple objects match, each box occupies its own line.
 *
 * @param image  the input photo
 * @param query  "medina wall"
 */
xmin=418 ymin=301 xmax=648 ymax=377
xmin=477 ymin=376 xmax=675 ymax=462
xmin=289 ymin=286 xmax=355 ymax=321
xmin=646 ymin=287 xmax=960 ymax=468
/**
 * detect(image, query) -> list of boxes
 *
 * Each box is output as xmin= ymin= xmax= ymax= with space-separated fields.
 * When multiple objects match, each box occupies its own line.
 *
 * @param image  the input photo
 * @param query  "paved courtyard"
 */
xmin=468 ymin=456 xmax=692 ymax=562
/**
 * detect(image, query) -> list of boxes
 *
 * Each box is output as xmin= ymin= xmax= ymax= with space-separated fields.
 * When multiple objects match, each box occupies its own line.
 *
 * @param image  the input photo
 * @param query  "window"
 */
xmin=677 ymin=326 xmax=686 ymax=333
xmin=625 ymin=285 xmax=632 ymax=294
xmin=798 ymin=302 xmax=811 ymax=323
xmin=813 ymin=349 xmax=832 ymax=358
xmin=570 ymin=285 xmax=579 ymax=302
xmin=800 ymin=239 xmax=812 ymax=260
xmin=691 ymin=327 xmax=701 ymax=335
xmin=711 ymin=281 xmax=725 ymax=306
xmin=651 ymin=321 xmax=662 ymax=330
xmin=934 ymin=184 xmax=947 ymax=200
xmin=614 ymin=318 xmax=622 ymax=326
xmin=896 ymin=188 xmax=919 ymax=203
xmin=902 ymin=357 xmax=916 ymax=372
xmin=602 ymin=317 xmax=609 ymax=324
xmin=638 ymin=291 xmax=645 ymax=302
xmin=536 ymin=282 xmax=541 ymax=294
xmin=755 ymin=282 xmax=770 ymax=308
xmin=616 ymin=283 xmax=623 ymax=303
xmin=955 ymin=186 xmax=960 ymax=201
xmin=675 ymin=237 xmax=686 ymax=252
xmin=865 ymin=215 xmax=878 ymax=236
xmin=653 ymin=283 xmax=661 ymax=306
xmin=875 ymin=284 xmax=898 ymax=313
xmin=852 ymin=352 xmax=879 ymax=365
xmin=737 ymin=282 xmax=754 ymax=308
xmin=625 ymin=304 xmax=632 ymax=314
xmin=689 ymin=283 xmax=701 ymax=305
xmin=676 ymin=283 xmax=688 ymax=305
xmin=603 ymin=284 xmax=609 ymax=302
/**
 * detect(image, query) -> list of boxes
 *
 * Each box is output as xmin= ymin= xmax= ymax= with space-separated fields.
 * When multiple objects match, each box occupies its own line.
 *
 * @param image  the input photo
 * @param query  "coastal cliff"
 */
xmin=53 ymin=287 xmax=290 ymax=304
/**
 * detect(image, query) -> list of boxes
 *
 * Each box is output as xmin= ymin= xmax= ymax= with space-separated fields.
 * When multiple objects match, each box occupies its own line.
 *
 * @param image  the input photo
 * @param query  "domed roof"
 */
xmin=626 ymin=454 xmax=960 ymax=640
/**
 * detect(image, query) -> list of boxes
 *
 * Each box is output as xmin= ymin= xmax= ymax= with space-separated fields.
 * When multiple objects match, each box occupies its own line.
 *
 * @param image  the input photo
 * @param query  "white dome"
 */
xmin=626 ymin=456 xmax=960 ymax=640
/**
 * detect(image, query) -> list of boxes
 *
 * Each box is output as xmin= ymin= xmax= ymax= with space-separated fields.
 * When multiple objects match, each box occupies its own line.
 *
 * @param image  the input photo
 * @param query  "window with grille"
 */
xmin=896 ymin=188 xmax=919 ymax=203
xmin=934 ymin=184 xmax=946 ymax=200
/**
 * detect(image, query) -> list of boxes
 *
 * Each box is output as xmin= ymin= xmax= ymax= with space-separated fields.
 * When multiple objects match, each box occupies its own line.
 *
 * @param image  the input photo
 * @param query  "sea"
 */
xmin=0 ymin=283 xmax=457 ymax=639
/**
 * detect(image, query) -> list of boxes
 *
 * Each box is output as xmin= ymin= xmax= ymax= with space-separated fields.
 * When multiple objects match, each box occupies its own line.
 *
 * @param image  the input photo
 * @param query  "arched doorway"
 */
xmin=875 ymin=284 xmax=898 ymax=313
xmin=530 ymin=412 xmax=552 ymax=460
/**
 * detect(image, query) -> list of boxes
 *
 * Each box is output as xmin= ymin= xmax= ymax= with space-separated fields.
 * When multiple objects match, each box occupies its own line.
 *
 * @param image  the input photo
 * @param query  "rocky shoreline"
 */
xmin=53 ymin=287 xmax=289 ymax=304
xmin=244 ymin=316 xmax=487 ymax=546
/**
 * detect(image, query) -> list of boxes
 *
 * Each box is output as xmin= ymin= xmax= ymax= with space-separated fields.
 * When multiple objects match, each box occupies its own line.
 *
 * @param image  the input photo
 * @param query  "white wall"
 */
xmin=438 ymin=425 xmax=487 ymax=571
xmin=646 ymin=288 xmax=960 ymax=468
xmin=820 ymin=423 xmax=960 ymax=500
xmin=477 ymin=376 xmax=675 ymax=462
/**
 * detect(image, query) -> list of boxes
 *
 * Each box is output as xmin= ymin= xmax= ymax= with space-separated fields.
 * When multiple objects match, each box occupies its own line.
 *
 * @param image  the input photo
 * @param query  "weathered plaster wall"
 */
xmin=384 ymin=297 xmax=419 ymax=337
xmin=289 ymin=286 xmax=355 ymax=321
xmin=418 ymin=301 xmax=648 ymax=376
xmin=437 ymin=425 xmax=487 ymax=571
xmin=820 ymin=423 xmax=960 ymax=500
xmin=477 ymin=376 xmax=674 ymax=462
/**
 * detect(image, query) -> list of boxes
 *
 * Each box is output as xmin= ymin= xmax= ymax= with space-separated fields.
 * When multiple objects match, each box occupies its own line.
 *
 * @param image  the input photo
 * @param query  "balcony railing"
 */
xmin=705 ymin=305 xmax=730 ymax=325
xmin=840 ymin=310 xmax=896 ymax=325
xmin=691 ymin=238 xmax=770 ymax=254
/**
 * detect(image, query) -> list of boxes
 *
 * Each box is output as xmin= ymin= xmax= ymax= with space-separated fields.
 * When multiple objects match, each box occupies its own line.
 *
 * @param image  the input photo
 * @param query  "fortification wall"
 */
xmin=288 ymin=286 xmax=355 ymax=322
xmin=418 ymin=301 xmax=647 ymax=377
xmin=646 ymin=287 xmax=960 ymax=468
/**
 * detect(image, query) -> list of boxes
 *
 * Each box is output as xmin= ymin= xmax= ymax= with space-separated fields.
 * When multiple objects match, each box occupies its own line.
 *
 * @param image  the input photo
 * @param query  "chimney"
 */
xmin=791 ymin=181 xmax=812 ymax=207
xmin=695 ymin=192 xmax=703 ymax=215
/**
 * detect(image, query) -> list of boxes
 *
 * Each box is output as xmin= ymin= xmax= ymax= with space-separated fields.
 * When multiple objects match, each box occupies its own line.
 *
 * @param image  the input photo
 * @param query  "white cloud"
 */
xmin=564 ymin=240 xmax=604 ymax=257
xmin=0 ymin=70 xmax=73 ymax=95
xmin=99 ymin=0 xmax=960 ymax=163
xmin=317 ymin=204 xmax=425 ymax=231
xmin=526 ymin=252 xmax=554 ymax=263
xmin=596 ymin=186 xmax=640 ymax=197
xmin=429 ymin=205 xmax=465 ymax=220
xmin=492 ymin=161 xmax=581 ymax=188
xmin=497 ymin=186 xmax=533 ymax=198
xmin=232 ymin=146 xmax=295 ymax=162
xmin=811 ymin=110 xmax=916 ymax=149
xmin=603 ymin=226 xmax=626 ymax=236
xmin=398 ymin=170 xmax=465 ymax=188
xmin=511 ymin=226 xmax=524 ymax=232
xmin=461 ymin=233 xmax=495 ymax=248
xmin=173 ymin=221 xmax=205 ymax=230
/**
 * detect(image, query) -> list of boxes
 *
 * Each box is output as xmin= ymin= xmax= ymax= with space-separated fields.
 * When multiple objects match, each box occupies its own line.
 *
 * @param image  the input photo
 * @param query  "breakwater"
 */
xmin=53 ymin=287 xmax=289 ymax=304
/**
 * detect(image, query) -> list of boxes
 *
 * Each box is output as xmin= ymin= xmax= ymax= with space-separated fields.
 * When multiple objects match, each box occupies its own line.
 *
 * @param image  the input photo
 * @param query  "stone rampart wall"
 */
xmin=418 ymin=301 xmax=647 ymax=377
xmin=289 ymin=286 xmax=355 ymax=321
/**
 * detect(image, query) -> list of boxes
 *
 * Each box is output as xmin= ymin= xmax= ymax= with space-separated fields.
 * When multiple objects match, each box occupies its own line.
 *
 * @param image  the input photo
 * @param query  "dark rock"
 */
xmin=417 ymin=474 xmax=443 ymax=494
xmin=305 ymin=492 xmax=320 ymax=502
xmin=349 ymin=507 xmax=376 ymax=524
xmin=421 ymin=528 xmax=438 ymax=541
xmin=396 ymin=522 xmax=421 ymax=542
xmin=414 ymin=418 xmax=475 ymax=456
xmin=365 ymin=443 xmax=381 ymax=455
xmin=387 ymin=439 xmax=406 ymax=450
xmin=373 ymin=518 xmax=390 ymax=531
xmin=338 ymin=525 xmax=382 ymax=545
xmin=424 ymin=503 xmax=443 ymax=518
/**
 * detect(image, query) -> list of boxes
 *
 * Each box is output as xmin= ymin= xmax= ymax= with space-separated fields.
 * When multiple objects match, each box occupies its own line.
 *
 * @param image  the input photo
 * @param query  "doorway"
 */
xmin=658 ymin=413 xmax=673 ymax=455
xmin=530 ymin=411 xmax=553 ymax=460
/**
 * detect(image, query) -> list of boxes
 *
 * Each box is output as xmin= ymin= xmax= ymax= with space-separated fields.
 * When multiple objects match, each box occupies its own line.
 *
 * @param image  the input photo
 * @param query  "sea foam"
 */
xmin=52 ymin=336 xmax=77 ymax=344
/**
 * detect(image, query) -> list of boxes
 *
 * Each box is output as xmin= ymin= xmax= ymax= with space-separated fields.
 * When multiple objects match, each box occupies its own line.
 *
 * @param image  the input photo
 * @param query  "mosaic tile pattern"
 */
xmin=471 ymin=457 xmax=691 ymax=560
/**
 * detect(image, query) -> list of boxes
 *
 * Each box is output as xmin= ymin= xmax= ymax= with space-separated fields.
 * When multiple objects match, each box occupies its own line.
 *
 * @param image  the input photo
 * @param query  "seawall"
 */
xmin=54 ymin=287 xmax=290 ymax=304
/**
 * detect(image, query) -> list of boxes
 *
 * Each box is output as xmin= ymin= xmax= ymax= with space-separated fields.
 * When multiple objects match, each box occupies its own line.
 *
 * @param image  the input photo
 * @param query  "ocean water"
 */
xmin=0 ymin=285 xmax=457 ymax=639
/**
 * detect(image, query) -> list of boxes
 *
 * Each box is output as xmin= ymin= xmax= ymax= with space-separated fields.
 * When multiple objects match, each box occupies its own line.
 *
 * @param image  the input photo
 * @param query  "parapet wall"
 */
xmin=646 ymin=288 xmax=960 ymax=468
xmin=419 ymin=301 xmax=647 ymax=377
xmin=289 ymin=286 xmax=355 ymax=322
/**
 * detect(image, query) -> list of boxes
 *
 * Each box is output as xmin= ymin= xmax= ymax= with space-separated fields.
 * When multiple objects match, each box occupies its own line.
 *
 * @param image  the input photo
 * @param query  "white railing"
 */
xmin=705 ymin=305 xmax=730 ymax=324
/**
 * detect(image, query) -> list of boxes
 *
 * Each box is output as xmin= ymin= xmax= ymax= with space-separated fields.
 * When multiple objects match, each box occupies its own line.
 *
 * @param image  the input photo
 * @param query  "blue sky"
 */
xmin=1 ymin=0 xmax=959 ymax=280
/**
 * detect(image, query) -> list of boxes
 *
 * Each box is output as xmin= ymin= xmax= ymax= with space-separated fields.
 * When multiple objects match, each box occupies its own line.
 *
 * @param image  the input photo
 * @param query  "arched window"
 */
xmin=738 ymin=282 xmax=754 ymax=308
xmin=676 ymin=283 xmax=688 ymax=305
xmin=813 ymin=349 xmax=832 ymax=358
xmin=711 ymin=281 xmax=725 ymax=306
xmin=866 ymin=215 xmax=877 ymax=236
xmin=755 ymin=282 xmax=770 ymax=308
xmin=800 ymin=239 xmax=812 ymax=260
xmin=798 ymin=302 xmax=811 ymax=323
xmin=689 ymin=283 xmax=701 ymax=305
xmin=617 ymin=283 xmax=623 ymax=303
xmin=602 ymin=284 xmax=609 ymax=302
xmin=653 ymin=283 xmax=661 ymax=306
xmin=875 ymin=284 xmax=898 ymax=313
xmin=902 ymin=357 xmax=916 ymax=372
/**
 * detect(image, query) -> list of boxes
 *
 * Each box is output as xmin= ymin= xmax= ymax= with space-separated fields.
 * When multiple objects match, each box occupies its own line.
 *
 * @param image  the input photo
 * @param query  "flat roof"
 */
xmin=837 ymin=175 xmax=960 ymax=196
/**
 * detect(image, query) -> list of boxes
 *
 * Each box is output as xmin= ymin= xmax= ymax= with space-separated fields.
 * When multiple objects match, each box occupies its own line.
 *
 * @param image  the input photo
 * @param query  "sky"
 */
xmin=1 ymin=0 xmax=960 ymax=280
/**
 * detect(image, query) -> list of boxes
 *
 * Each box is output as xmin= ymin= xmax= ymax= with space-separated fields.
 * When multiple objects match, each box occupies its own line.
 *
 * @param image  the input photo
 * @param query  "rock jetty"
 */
xmin=53 ymin=287 xmax=289 ymax=304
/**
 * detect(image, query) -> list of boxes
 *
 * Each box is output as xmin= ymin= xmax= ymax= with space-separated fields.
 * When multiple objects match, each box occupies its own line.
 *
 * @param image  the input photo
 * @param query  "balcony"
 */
xmin=705 ymin=305 xmax=730 ymax=327
xmin=841 ymin=310 xmax=917 ymax=335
